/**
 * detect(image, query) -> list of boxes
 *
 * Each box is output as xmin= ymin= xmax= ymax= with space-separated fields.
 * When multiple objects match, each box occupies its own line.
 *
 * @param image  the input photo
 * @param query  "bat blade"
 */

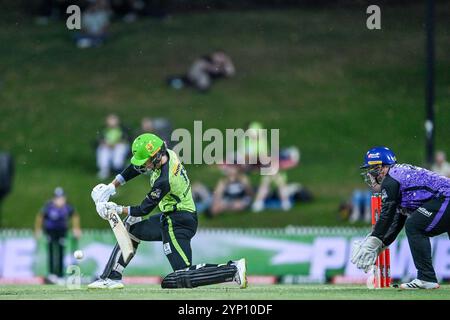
xmin=108 ymin=211 xmax=134 ymax=264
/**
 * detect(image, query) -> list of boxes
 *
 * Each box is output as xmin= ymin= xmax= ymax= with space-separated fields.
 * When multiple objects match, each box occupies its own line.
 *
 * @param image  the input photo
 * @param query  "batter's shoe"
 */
xmin=232 ymin=258 xmax=247 ymax=289
xmin=400 ymin=279 xmax=440 ymax=290
xmin=88 ymin=278 xmax=124 ymax=289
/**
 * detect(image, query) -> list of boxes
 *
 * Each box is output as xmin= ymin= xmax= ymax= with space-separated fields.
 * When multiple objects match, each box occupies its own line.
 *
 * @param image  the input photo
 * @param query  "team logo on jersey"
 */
xmin=150 ymin=188 xmax=161 ymax=199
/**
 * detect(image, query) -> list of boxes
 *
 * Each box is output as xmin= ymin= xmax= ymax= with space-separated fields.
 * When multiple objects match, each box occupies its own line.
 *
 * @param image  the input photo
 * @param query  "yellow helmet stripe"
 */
xmin=150 ymin=146 xmax=161 ymax=157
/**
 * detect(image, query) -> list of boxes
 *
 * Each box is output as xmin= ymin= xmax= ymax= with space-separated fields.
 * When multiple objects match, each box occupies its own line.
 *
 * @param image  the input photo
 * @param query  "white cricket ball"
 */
xmin=74 ymin=250 xmax=84 ymax=260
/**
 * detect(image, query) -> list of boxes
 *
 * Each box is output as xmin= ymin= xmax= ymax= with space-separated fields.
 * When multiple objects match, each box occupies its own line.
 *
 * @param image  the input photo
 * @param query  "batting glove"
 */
xmin=96 ymin=202 xmax=110 ymax=220
xmin=91 ymin=183 xmax=116 ymax=204
xmin=105 ymin=202 xmax=124 ymax=215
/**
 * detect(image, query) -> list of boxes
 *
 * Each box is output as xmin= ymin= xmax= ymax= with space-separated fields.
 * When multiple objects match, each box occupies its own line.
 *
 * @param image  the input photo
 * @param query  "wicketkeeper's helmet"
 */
xmin=360 ymin=146 xmax=397 ymax=187
xmin=360 ymin=146 xmax=397 ymax=169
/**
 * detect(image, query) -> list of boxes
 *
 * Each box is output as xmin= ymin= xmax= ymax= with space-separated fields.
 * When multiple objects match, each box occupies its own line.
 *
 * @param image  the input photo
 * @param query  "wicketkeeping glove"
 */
xmin=350 ymin=236 xmax=384 ymax=273
xmin=351 ymin=239 xmax=364 ymax=264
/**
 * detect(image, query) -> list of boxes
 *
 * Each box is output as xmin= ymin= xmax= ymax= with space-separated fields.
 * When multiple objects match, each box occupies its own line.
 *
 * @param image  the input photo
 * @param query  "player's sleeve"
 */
xmin=381 ymin=208 xmax=407 ymax=246
xmin=371 ymin=175 xmax=401 ymax=242
xmin=115 ymin=164 xmax=141 ymax=185
xmin=129 ymin=163 xmax=170 ymax=217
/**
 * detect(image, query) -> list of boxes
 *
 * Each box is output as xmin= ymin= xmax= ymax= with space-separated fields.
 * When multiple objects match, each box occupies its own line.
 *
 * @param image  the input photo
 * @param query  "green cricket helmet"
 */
xmin=130 ymin=133 xmax=166 ymax=168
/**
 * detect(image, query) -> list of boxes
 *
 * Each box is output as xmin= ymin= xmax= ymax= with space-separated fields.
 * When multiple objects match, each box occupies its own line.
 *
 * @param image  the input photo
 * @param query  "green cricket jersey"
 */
xmin=118 ymin=149 xmax=196 ymax=216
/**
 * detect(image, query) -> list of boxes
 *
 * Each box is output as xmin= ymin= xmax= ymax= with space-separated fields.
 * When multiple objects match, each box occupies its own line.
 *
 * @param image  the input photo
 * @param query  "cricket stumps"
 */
xmin=371 ymin=194 xmax=391 ymax=288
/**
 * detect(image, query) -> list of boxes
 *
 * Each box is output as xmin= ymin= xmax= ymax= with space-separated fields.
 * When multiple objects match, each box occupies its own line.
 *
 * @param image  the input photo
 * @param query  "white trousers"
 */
xmin=96 ymin=143 xmax=129 ymax=178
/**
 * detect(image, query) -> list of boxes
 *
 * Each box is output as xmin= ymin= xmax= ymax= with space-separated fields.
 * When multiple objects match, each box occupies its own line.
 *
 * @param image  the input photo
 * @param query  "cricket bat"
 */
xmin=108 ymin=211 xmax=134 ymax=264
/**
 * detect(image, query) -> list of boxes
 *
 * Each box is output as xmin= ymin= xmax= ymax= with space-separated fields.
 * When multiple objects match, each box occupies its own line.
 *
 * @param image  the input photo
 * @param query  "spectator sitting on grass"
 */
xmin=96 ymin=114 xmax=130 ymax=180
xmin=211 ymin=165 xmax=253 ymax=216
xmin=431 ymin=150 xmax=450 ymax=178
xmin=233 ymin=121 xmax=303 ymax=212
xmin=348 ymin=189 xmax=372 ymax=224
xmin=251 ymin=146 xmax=304 ymax=212
xmin=75 ymin=0 xmax=111 ymax=49
xmin=192 ymin=182 xmax=213 ymax=216
xmin=167 ymin=51 xmax=235 ymax=92
xmin=252 ymin=171 xmax=292 ymax=212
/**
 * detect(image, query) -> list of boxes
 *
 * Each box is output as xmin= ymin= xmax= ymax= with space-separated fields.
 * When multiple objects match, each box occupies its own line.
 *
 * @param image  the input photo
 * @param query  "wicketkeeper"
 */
xmin=88 ymin=133 xmax=247 ymax=289
xmin=351 ymin=146 xmax=450 ymax=289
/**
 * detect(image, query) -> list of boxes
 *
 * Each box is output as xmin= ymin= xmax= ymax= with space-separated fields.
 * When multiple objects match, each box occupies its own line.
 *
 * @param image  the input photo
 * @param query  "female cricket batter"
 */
xmin=88 ymin=133 xmax=247 ymax=289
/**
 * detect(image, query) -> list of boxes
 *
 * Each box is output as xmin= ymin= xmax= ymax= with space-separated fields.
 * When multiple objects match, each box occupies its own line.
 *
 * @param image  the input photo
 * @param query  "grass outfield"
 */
xmin=1 ymin=284 xmax=449 ymax=300
xmin=1 ymin=4 xmax=450 ymax=228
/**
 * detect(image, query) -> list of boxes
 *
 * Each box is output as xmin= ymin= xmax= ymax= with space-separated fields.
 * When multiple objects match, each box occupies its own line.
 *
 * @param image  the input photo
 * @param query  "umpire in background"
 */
xmin=34 ymin=187 xmax=82 ymax=282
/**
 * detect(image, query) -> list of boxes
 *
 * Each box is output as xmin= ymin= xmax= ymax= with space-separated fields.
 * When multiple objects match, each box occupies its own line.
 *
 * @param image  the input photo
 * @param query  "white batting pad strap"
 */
xmin=114 ymin=263 xmax=125 ymax=274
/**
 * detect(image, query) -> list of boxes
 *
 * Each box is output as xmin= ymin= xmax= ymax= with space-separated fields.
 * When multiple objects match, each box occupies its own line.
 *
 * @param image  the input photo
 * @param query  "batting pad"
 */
xmin=161 ymin=264 xmax=237 ymax=288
